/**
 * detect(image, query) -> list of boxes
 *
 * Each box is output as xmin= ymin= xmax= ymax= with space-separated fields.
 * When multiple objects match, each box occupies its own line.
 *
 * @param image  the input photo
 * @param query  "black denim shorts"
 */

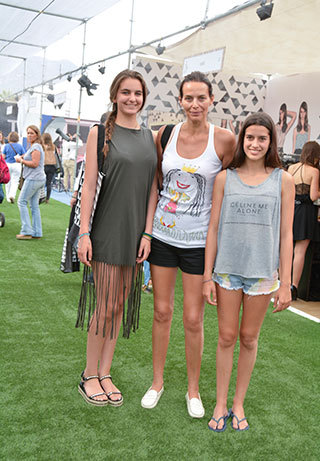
xmin=148 ymin=237 xmax=205 ymax=275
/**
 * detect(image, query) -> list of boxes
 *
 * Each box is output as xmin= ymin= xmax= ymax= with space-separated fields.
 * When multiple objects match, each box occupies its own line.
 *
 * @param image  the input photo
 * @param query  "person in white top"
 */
xmin=62 ymin=133 xmax=82 ymax=191
xmin=141 ymin=71 xmax=236 ymax=418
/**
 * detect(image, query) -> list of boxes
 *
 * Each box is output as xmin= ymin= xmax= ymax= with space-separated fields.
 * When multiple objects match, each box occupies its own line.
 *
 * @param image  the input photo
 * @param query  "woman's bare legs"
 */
xmin=150 ymin=265 xmax=177 ymax=391
xmin=82 ymin=263 xmax=129 ymax=401
xmin=181 ymin=272 xmax=205 ymax=399
xmin=231 ymin=292 xmax=272 ymax=429
xmin=209 ymin=286 xmax=242 ymax=430
xmin=292 ymin=239 xmax=310 ymax=288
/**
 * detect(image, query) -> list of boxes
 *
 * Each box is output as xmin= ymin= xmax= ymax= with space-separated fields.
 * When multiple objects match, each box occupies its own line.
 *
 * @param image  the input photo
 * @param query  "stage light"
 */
xmin=67 ymin=74 xmax=72 ymax=82
xmin=77 ymin=74 xmax=99 ymax=96
xmin=98 ymin=65 xmax=105 ymax=75
xmin=55 ymin=128 xmax=70 ymax=141
xmin=156 ymin=43 xmax=166 ymax=55
xmin=28 ymin=90 xmax=34 ymax=96
xmin=49 ymin=83 xmax=54 ymax=90
xmin=47 ymin=94 xmax=55 ymax=103
xmin=256 ymin=0 xmax=274 ymax=21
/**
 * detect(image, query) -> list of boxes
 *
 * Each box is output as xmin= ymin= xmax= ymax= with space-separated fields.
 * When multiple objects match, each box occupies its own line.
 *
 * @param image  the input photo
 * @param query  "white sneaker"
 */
xmin=185 ymin=392 xmax=205 ymax=418
xmin=141 ymin=386 xmax=164 ymax=409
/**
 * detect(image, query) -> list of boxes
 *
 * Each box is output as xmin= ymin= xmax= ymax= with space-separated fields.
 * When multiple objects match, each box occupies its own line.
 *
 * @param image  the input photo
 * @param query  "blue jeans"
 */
xmin=143 ymin=260 xmax=151 ymax=285
xmin=18 ymin=178 xmax=45 ymax=237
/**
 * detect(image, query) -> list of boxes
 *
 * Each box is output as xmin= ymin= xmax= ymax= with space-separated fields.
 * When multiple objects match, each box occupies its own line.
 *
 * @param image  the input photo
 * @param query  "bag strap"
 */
xmin=160 ymin=124 xmax=175 ymax=152
xmin=157 ymin=124 xmax=175 ymax=190
xmin=9 ymin=143 xmax=18 ymax=155
xmin=94 ymin=123 xmax=106 ymax=173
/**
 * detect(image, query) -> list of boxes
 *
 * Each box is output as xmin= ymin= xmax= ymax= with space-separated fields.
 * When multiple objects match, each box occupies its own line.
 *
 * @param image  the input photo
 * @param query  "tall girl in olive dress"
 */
xmin=77 ymin=69 xmax=157 ymax=406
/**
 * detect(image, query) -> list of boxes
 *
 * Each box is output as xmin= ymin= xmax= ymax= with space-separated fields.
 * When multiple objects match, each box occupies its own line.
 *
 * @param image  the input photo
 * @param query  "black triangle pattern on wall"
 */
xmin=133 ymin=58 xmax=266 ymax=126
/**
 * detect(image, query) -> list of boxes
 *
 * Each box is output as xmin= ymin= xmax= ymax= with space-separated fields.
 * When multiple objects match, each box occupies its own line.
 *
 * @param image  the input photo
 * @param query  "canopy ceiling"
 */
xmin=139 ymin=0 xmax=320 ymax=77
xmin=0 ymin=0 xmax=120 ymax=75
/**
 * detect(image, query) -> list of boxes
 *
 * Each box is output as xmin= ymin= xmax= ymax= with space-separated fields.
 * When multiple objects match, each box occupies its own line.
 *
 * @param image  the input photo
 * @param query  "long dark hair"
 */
xmin=230 ymin=112 xmax=281 ymax=169
xmin=278 ymin=103 xmax=287 ymax=133
xmin=179 ymin=71 xmax=213 ymax=98
xmin=104 ymin=69 xmax=147 ymax=157
xmin=300 ymin=141 xmax=320 ymax=167
xmin=297 ymin=101 xmax=308 ymax=133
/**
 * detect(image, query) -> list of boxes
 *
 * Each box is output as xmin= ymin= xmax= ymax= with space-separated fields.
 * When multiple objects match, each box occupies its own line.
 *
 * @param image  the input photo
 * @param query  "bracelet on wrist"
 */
xmin=142 ymin=235 xmax=151 ymax=242
xmin=78 ymin=232 xmax=90 ymax=240
xmin=203 ymin=279 xmax=213 ymax=284
xmin=142 ymin=232 xmax=153 ymax=240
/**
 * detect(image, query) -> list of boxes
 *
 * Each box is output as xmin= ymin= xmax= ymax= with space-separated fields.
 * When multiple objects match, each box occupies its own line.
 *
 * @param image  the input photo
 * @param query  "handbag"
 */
xmin=0 ymin=156 xmax=10 ymax=184
xmin=39 ymin=185 xmax=46 ymax=204
xmin=60 ymin=205 xmax=80 ymax=273
xmin=18 ymin=166 xmax=24 ymax=190
xmin=54 ymin=147 xmax=63 ymax=174
xmin=67 ymin=124 xmax=106 ymax=248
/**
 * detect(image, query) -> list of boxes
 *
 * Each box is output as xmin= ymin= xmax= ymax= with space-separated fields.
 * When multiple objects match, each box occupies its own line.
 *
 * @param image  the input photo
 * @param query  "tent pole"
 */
xmin=23 ymin=58 xmax=27 ymax=95
xmin=74 ymin=20 xmax=87 ymax=184
xmin=39 ymin=47 xmax=46 ymax=131
xmin=128 ymin=0 xmax=135 ymax=69
xmin=203 ymin=0 xmax=210 ymax=23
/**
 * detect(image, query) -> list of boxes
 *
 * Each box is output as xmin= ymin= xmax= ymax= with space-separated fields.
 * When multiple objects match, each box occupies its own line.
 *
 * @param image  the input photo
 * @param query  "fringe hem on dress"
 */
xmin=75 ymin=261 xmax=143 ymax=339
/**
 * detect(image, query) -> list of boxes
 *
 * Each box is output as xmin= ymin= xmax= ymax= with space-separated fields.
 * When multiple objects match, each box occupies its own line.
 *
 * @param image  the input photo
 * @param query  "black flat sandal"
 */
xmin=78 ymin=371 xmax=108 ymax=406
xmin=99 ymin=375 xmax=123 ymax=407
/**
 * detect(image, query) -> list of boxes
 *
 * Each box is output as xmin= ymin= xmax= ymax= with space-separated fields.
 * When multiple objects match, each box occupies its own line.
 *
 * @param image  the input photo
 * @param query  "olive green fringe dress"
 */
xmin=76 ymin=124 xmax=157 ymax=338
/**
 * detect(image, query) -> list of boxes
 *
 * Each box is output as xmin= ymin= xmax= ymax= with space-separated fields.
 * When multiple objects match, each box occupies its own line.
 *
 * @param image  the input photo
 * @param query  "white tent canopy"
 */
xmin=139 ymin=0 xmax=320 ymax=76
xmin=0 ymin=0 xmax=120 ymax=76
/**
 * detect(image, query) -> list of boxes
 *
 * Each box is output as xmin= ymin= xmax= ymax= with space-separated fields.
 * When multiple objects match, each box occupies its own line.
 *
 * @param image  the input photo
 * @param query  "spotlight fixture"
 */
xmin=28 ymin=90 xmax=34 ymax=96
xmin=256 ymin=0 xmax=274 ymax=21
xmin=55 ymin=128 xmax=70 ymax=141
xmin=47 ymin=94 xmax=55 ymax=103
xmin=49 ymin=83 xmax=54 ymax=90
xmin=67 ymin=74 xmax=72 ymax=82
xmin=98 ymin=65 xmax=105 ymax=75
xmin=77 ymin=74 xmax=99 ymax=96
xmin=155 ymin=43 xmax=166 ymax=55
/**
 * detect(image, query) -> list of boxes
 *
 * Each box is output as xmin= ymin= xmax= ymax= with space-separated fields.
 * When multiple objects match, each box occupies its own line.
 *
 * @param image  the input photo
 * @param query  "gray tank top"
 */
xmin=214 ymin=168 xmax=283 ymax=279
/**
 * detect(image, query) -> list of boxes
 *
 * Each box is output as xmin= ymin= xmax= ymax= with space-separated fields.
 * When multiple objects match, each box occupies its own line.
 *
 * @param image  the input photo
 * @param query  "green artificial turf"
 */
xmin=0 ymin=198 xmax=319 ymax=460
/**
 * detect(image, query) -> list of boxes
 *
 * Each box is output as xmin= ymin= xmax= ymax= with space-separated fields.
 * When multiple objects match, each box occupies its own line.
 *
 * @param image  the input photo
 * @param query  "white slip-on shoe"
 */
xmin=141 ymin=386 xmax=164 ymax=409
xmin=185 ymin=392 xmax=205 ymax=418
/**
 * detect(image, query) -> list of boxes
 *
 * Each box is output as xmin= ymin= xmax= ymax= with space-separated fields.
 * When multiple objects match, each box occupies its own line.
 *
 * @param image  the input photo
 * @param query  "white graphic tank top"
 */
xmin=153 ymin=122 xmax=222 ymax=248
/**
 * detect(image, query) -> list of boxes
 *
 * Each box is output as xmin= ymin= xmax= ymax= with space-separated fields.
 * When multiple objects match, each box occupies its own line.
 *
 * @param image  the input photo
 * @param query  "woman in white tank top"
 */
xmin=141 ymin=71 xmax=236 ymax=417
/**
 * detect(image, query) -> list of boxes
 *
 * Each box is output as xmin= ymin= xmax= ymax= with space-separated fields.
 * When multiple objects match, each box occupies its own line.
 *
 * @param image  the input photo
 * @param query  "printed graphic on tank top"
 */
xmin=153 ymin=122 xmax=222 ymax=248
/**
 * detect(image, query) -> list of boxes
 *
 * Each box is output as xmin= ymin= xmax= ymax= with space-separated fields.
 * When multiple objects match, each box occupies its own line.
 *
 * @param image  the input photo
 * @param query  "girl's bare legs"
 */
xmin=82 ymin=314 xmax=108 ymax=402
xmin=150 ymin=265 xmax=177 ymax=391
xmin=232 ymin=292 xmax=272 ymax=429
xmin=209 ymin=286 xmax=243 ymax=430
xmin=82 ymin=264 xmax=127 ymax=401
xmin=181 ymin=272 xmax=205 ymax=399
xmin=292 ymin=239 xmax=310 ymax=288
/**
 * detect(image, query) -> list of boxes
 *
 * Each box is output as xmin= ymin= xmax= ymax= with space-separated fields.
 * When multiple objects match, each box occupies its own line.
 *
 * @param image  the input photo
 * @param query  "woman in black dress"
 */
xmin=288 ymin=141 xmax=320 ymax=299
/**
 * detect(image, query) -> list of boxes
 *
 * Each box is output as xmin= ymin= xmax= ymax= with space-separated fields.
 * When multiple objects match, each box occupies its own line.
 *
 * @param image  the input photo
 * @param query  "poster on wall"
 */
xmin=264 ymin=73 xmax=320 ymax=160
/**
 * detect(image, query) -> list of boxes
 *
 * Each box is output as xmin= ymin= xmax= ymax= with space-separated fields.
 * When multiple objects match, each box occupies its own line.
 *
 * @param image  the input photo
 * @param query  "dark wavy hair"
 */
xmin=300 ymin=141 xmax=320 ymax=166
xmin=230 ymin=112 xmax=281 ymax=169
xmin=179 ymin=71 xmax=213 ymax=98
xmin=297 ymin=101 xmax=308 ymax=133
xmin=278 ymin=103 xmax=287 ymax=133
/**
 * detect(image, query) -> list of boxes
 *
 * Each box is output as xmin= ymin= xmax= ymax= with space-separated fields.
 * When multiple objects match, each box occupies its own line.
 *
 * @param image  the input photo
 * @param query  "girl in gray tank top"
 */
xmin=203 ymin=113 xmax=295 ymax=432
